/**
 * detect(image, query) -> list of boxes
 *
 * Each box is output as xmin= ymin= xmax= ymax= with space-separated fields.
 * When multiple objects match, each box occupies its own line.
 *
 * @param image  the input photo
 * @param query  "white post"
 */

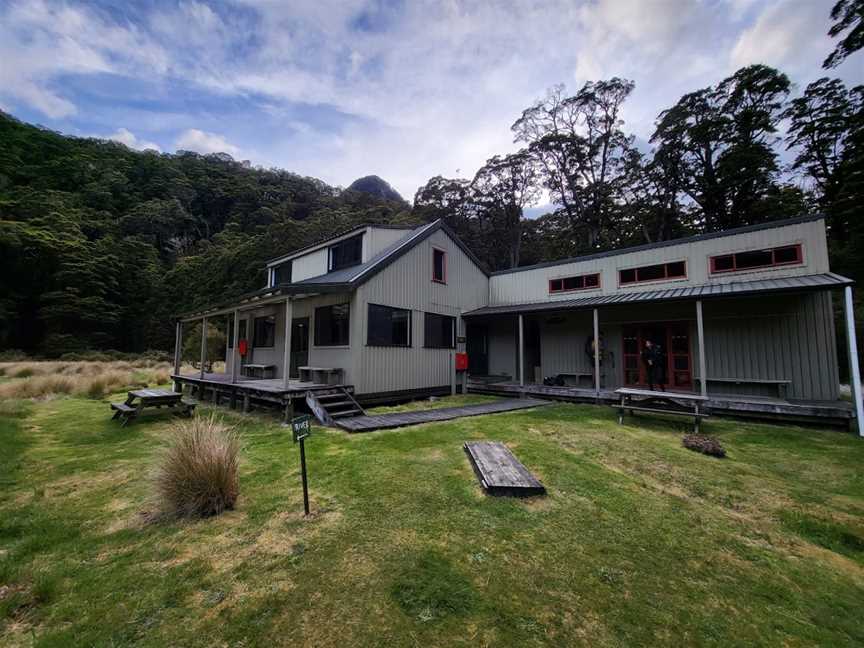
xmin=231 ymin=309 xmax=240 ymax=384
xmin=844 ymin=286 xmax=864 ymax=436
xmin=199 ymin=316 xmax=207 ymax=379
xmin=450 ymin=350 xmax=456 ymax=396
xmin=283 ymin=298 xmax=293 ymax=389
xmin=518 ymin=314 xmax=525 ymax=388
xmin=593 ymin=308 xmax=600 ymax=398
xmin=173 ymin=320 xmax=182 ymax=376
xmin=696 ymin=300 xmax=707 ymax=398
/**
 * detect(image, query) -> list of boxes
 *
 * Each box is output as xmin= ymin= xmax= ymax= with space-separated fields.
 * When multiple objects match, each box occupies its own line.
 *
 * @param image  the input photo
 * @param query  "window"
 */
xmin=329 ymin=234 xmax=363 ymax=271
xmin=272 ymin=260 xmax=292 ymax=285
xmin=619 ymin=261 xmax=687 ymax=285
xmin=314 ymin=304 xmax=350 ymax=346
xmin=367 ymin=304 xmax=411 ymax=347
xmin=432 ymin=248 xmax=447 ymax=283
xmin=424 ymin=312 xmax=455 ymax=348
xmin=709 ymin=244 xmax=803 ymax=274
xmin=549 ymin=272 xmax=600 ymax=293
xmin=253 ymin=316 xmax=275 ymax=348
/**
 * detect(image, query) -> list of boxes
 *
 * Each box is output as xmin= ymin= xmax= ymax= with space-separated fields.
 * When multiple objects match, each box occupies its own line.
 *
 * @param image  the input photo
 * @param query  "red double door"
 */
xmin=622 ymin=323 xmax=693 ymax=390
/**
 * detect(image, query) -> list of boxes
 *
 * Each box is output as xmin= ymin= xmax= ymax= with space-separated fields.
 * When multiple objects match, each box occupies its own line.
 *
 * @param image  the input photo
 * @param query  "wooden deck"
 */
xmin=467 ymin=380 xmax=855 ymax=427
xmin=173 ymin=372 xmax=334 ymax=395
xmin=335 ymin=398 xmax=549 ymax=432
xmin=464 ymin=441 xmax=546 ymax=496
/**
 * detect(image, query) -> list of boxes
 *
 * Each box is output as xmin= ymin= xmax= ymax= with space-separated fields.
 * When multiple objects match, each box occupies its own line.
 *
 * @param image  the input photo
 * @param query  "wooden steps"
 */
xmin=306 ymin=387 xmax=366 ymax=426
xmin=464 ymin=441 xmax=546 ymax=497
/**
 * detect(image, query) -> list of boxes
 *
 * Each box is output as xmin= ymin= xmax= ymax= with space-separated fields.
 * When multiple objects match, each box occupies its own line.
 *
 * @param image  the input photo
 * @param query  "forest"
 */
xmin=0 ymin=3 xmax=861 ymax=357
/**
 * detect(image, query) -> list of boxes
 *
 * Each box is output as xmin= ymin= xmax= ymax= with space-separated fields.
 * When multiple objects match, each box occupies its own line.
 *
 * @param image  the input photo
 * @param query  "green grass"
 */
xmin=2 ymin=393 xmax=864 ymax=646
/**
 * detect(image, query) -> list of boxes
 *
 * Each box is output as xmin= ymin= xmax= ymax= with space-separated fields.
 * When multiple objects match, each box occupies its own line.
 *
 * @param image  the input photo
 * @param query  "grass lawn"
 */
xmin=2 ymin=393 xmax=864 ymax=646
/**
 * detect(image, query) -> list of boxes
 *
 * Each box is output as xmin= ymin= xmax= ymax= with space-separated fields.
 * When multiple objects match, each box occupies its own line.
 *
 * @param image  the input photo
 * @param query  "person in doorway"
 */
xmin=642 ymin=339 xmax=665 ymax=391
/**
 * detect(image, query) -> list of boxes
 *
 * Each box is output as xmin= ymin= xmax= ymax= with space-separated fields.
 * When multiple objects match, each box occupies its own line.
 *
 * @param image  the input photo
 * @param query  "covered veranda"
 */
xmin=463 ymin=273 xmax=863 ymax=430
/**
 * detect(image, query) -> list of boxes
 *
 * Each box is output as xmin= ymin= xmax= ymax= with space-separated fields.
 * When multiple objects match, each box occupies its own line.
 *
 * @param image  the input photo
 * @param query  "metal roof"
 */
xmin=462 ymin=272 xmax=853 ymax=318
xmin=490 ymin=213 xmax=826 ymax=277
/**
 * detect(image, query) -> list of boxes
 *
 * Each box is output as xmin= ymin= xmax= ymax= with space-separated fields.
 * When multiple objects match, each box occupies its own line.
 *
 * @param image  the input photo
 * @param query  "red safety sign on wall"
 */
xmin=238 ymin=339 xmax=248 ymax=357
xmin=455 ymin=352 xmax=468 ymax=371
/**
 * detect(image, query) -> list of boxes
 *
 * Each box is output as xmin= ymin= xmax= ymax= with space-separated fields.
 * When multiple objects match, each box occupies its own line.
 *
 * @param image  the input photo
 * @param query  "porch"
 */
xmin=463 ymin=277 xmax=862 ymax=429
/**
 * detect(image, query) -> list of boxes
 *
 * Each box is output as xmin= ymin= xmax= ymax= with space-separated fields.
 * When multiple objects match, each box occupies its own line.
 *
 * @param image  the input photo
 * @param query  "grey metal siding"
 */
xmin=352 ymin=228 xmax=489 ymax=394
xmin=489 ymin=219 xmax=830 ymax=305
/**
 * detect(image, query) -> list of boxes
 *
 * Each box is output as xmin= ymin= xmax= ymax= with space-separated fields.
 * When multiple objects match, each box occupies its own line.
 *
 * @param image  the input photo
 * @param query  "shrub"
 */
xmin=682 ymin=434 xmax=726 ymax=458
xmin=154 ymin=415 xmax=240 ymax=518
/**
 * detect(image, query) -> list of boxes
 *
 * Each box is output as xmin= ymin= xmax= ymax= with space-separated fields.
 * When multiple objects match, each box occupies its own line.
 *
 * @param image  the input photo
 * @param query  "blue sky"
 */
xmin=1 ymin=0 xmax=861 ymax=202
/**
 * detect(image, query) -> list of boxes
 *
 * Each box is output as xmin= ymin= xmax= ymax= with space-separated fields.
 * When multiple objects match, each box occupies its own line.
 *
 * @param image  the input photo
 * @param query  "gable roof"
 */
xmin=265 ymin=222 xmax=418 ymax=267
xmin=283 ymin=219 xmax=489 ymax=288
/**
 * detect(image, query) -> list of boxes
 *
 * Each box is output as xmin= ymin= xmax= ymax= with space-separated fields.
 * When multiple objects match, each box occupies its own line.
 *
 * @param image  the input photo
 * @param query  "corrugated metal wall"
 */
xmin=352 ymin=229 xmax=489 ymax=394
xmin=489 ymin=219 xmax=830 ymax=305
xmin=499 ymin=292 xmax=839 ymax=401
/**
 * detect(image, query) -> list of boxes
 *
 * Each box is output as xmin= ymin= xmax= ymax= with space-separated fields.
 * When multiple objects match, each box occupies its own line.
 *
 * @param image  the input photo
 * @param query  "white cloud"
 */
xmin=175 ymin=128 xmax=241 ymax=157
xmin=108 ymin=127 xmax=161 ymax=152
xmin=1 ymin=0 xmax=862 ymax=199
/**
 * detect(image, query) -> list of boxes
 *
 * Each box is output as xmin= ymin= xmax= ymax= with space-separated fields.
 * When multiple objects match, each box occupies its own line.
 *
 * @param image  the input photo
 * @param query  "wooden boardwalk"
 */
xmin=335 ymin=398 xmax=549 ymax=432
xmin=464 ymin=441 xmax=546 ymax=496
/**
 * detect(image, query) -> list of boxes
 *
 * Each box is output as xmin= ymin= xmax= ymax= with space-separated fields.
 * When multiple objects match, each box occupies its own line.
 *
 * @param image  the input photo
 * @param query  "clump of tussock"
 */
xmin=153 ymin=414 xmax=240 ymax=519
xmin=0 ymin=360 xmax=196 ymax=400
xmin=682 ymin=434 xmax=726 ymax=458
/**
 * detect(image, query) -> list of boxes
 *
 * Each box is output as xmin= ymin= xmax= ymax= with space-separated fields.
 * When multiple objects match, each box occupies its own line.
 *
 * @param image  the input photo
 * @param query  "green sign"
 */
xmin=292 ymin=414 xmax=312 ymax=443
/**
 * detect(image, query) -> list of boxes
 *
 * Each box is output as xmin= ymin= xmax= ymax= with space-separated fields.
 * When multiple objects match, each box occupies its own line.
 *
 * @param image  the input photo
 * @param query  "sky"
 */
xmin=1 ymin=0 xmax=862 ymax=203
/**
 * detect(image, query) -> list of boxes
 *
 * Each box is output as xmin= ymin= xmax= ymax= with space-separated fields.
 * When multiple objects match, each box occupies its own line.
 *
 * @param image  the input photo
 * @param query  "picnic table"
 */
xmin=614 ymin=387 xmax=709 ymax=433
xmin=110 ymin=388 xmax=195 ymax=427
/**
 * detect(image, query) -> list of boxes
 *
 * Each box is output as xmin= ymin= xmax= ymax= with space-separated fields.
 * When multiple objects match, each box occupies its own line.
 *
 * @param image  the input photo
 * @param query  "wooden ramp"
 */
xmin=335 ymin=398 xmax=548 ymax=432
xmin=464 ymin=441 xmax=546 ymax=496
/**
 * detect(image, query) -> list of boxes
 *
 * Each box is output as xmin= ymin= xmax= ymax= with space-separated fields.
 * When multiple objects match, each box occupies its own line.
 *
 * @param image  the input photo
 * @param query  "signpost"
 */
xmin=292 ymin=414 xmax=312 ymax=515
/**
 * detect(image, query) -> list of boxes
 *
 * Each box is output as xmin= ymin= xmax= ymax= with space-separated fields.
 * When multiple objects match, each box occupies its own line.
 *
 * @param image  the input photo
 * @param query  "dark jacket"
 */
xmin=641 ymin=345 xmax=662 ymax=368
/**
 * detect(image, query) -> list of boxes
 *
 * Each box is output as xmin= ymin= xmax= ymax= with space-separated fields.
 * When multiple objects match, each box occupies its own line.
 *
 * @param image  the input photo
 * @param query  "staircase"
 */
xmin=305 ymin=387 xmax=366 ymax=426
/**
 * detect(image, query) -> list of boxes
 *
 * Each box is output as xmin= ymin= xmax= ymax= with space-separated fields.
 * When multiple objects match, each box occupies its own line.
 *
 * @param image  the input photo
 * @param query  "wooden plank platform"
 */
xmin=335 ymin=398 xmax=549 ymax=432
xmin=464 ymin=441 xmax=546 ymax=496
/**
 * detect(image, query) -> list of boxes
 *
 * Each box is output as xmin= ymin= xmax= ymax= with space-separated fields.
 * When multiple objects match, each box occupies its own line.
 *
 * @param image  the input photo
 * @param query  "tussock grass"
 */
xmin=153 ymin=414 xmax=240 ymax=519
xmin=0 ymin=360 xmax=220 ymax=400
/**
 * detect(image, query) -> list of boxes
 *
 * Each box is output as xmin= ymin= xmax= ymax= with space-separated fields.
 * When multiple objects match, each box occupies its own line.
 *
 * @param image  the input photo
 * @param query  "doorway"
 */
xmin=622 ymin=323 xmax=692 ymax=390
xmin=466 ymin=322 xmax=489 ymax=375
xmin=290 ymin=317 xmax=309 ymax=378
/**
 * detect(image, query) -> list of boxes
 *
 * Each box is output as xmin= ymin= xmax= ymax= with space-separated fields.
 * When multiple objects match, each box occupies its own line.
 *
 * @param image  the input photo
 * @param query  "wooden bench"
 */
xmin=695 ymin=377 xmax=791 ymax=399
xmin=298 ymin=366 xmax=344 ymax=385
xmin=242 ymin=364 xmax=276 ymax=379
xmin=614 ymin=387 xmax=709 ymax=433
xmin=110 ymin=388 xmax=196 ymax=427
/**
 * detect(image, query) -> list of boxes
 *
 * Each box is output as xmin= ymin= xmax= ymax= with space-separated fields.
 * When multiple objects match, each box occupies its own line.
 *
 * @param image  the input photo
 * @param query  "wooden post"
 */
xmin=199 ymin=316 xmax=207 ymax=379
xmin=844 ymin=286 xmax=864 ymax=436
xmin=696 ymin=300 xmax=707 ymax=398
xmin=518 ymin=314 xmax=525 ymax=389
xmin=173 ymin=320 xmax=183 ymax=391
xmin=450 ymin=350 xmax=456 ymax=396
xmin=231 ymin=309 xmax=240 ymax=384
xmin=593 ymin=308 xmax=600 ymax=398
xmin=283 ymin=298 xmax=293 ymax=389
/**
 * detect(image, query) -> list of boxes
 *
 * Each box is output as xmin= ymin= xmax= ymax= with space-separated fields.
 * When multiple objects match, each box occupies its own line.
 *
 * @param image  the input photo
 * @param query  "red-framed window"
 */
xmin=549 ymin=272 xmax=600 ymax=294
xmin=432 ymin=248 xmax=447 ymax=283
xmin=709 ymin=244 xmax=803 ymax=275
xmin=619 ymin=261 xmax=686 ymax=286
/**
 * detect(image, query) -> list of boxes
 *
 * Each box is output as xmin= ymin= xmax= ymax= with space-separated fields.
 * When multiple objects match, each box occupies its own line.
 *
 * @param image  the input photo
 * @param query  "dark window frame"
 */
xmin=367 ymin=303 xmax=412 ymax=348
xmin=314 ymin=303 xmax=350 ymax=347
xmin=709 ymin=244 xmax=803 ymax=275
xmin=619 ymin=261 xmax=687 ymax=286
xmin=328 ymin=234 xmax=364 ymax=272
xmin=271 ymin=260 xmax=292 ymax=286
xmin=424 ymin=312 xmax=455 ymax=349
xmin=252 ymin=315 xmax=276 ymax=348
xmin=432 ymin=247 xmax=447 ymax=284
xmin=548 ymin=272 xmax=601 ymax=294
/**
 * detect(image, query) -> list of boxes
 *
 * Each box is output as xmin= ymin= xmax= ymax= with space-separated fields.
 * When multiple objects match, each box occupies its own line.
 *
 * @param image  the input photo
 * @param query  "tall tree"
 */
xmin=652 ymin=65 xmax=791 ymax=231
xmin=512 ymin=79 xmax=638 ymax=252
xmin=824 ymin=0 xmax=864 ymax=68
xmin=470 ymin=151 xmax=540 ymax=269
